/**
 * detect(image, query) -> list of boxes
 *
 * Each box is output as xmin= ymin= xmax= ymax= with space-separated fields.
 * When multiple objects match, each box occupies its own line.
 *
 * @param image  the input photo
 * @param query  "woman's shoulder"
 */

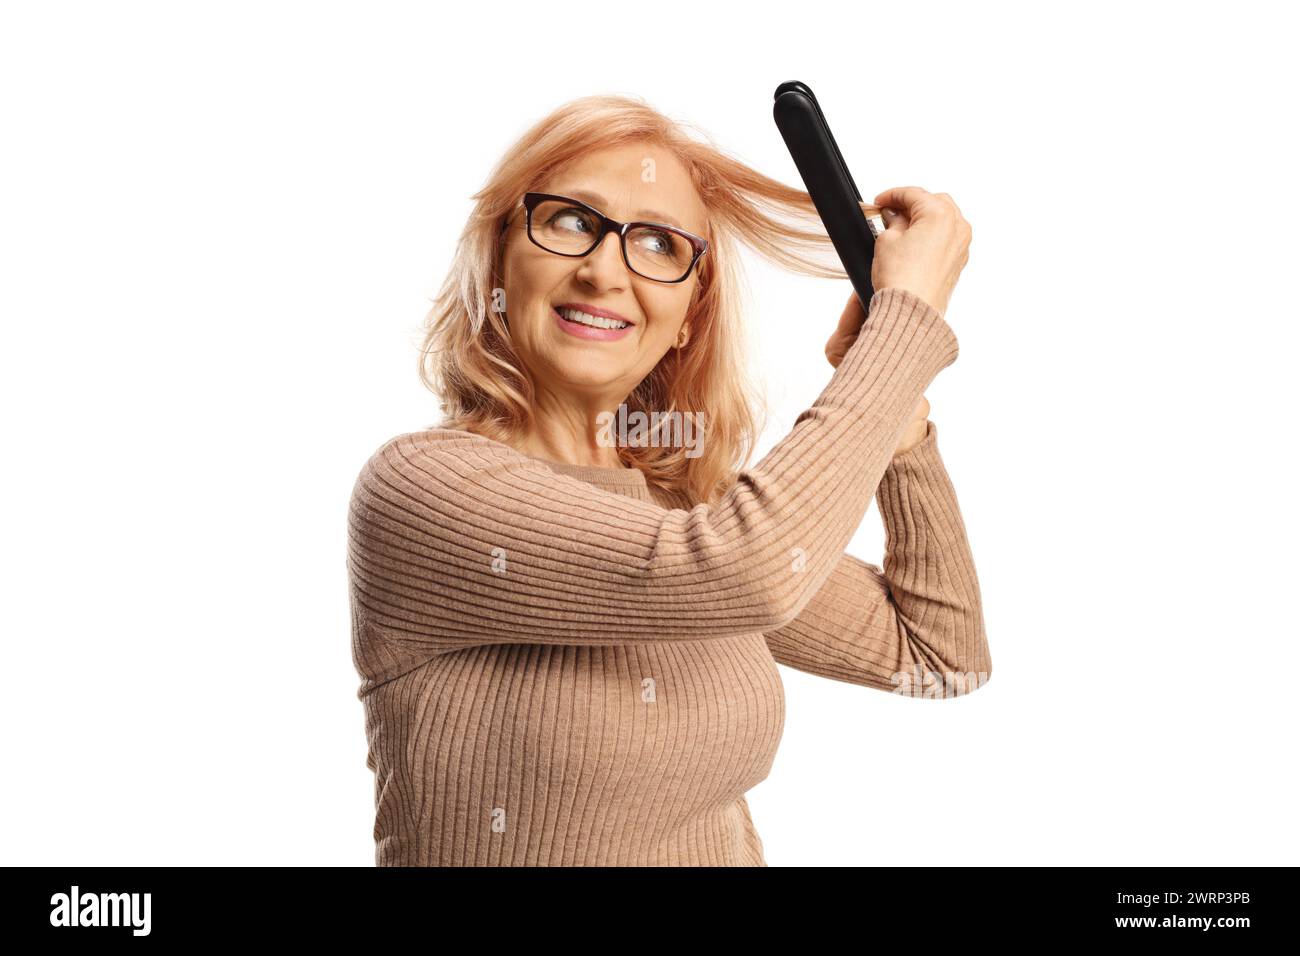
xmin=356 ymin=425 xmax=525 ymax=483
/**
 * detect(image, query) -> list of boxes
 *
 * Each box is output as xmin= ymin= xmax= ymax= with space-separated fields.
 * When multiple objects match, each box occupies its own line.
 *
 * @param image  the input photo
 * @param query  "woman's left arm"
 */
xmin=762 ymin=419 xmax=992 ymax=696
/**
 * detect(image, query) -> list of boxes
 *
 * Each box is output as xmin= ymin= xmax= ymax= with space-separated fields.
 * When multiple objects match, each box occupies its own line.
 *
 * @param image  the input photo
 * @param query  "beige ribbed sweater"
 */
xmin=346 ymin=286 xmax=991 ymax=866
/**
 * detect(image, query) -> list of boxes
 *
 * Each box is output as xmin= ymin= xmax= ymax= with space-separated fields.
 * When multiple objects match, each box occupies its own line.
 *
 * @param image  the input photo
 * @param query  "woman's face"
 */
xmin=499 ymin=142 xmax=709 ymax=402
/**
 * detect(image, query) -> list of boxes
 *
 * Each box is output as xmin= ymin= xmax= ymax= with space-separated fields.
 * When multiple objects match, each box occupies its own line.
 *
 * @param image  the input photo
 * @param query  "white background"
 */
xmin=3 ymin=0 xmax=1296 ymax=866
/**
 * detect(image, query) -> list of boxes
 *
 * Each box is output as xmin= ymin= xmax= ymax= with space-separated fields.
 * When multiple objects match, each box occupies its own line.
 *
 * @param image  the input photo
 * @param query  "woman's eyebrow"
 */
xmin=564 ymin=188 xmax=687 ymax=231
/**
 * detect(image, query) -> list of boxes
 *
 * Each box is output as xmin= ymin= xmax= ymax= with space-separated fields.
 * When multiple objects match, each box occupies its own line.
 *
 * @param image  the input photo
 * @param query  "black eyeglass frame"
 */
xmin=515 ymin=192 xmax=709 ymax=284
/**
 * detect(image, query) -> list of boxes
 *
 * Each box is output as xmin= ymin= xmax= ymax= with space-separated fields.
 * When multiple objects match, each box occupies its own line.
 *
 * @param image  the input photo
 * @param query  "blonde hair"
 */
xmin=418 ymin=93 xmax=852 ymax=507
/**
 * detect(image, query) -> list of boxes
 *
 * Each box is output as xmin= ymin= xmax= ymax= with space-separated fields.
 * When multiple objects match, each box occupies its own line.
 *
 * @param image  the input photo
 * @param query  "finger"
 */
xmin=859 ymin=201 xmax=903 ymax=235
xmin=934 ymin=192 xmax=967 ymax=220
xmin=835 ymin=290 xmax=866 ymax=336
xmin=873 ymin=186 xmax=932 ymax=219
xmin=881 ymin=207 xmax=908 ymax=230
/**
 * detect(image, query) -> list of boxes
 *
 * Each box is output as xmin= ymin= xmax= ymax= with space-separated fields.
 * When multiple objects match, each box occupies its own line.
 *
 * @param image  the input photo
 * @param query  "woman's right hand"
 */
xmin=866 ymin=186 xmax=972 ymax=319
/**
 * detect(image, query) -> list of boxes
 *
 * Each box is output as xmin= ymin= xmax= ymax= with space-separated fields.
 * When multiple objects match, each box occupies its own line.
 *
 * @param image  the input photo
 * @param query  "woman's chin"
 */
xmin=551 ymin=368 xmax=628 ymax=391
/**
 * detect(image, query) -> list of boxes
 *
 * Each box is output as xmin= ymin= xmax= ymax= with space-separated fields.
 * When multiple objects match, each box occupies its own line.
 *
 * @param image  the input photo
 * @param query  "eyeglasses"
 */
xmin=514 ymin=192 xmax=708 ymax=284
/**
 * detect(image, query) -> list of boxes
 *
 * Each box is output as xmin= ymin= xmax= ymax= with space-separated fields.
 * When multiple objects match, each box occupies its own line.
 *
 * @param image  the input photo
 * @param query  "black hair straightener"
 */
xmin=772 ymin=81 xmax=886 ymax=308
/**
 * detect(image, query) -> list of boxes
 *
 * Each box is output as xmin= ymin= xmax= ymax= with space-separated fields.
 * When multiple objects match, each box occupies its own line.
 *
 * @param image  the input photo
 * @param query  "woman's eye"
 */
xmin=636 ymin=230 xmax=672 ymax=256
xmin=553 ymin=210 xmax=592 ymax=233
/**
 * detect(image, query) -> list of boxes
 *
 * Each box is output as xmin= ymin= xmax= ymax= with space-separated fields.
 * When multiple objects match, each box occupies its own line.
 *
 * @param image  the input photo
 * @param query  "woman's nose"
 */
xmin=576 ymin=231 xmax=628 ymax=283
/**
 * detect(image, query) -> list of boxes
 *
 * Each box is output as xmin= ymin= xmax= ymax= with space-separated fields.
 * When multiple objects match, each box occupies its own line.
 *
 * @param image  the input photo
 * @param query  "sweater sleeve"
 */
xmin=761 ymin=419 xmax=992 ymax=696
xmin=346 ymin=287 xmax=959 ymax=653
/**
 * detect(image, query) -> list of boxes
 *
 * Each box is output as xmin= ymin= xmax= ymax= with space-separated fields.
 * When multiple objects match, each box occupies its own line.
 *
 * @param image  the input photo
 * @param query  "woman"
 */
xmin=346 ymin=94 xmax=989 ymax=866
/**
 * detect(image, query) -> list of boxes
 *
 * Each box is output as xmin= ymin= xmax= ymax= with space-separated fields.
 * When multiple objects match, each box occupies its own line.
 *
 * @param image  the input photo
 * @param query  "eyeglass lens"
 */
xmin=529 ymin=198 xmax=696 ymax=282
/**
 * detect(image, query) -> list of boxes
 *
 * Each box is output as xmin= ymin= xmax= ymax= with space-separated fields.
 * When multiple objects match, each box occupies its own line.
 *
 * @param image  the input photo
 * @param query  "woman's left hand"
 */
xmin=893 ymin=394 xmax=930 ymax=457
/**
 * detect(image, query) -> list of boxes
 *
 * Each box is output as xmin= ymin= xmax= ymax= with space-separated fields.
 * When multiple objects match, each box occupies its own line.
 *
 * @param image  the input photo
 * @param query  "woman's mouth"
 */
xmin=552 ymin=306 xmax=634 ymax=341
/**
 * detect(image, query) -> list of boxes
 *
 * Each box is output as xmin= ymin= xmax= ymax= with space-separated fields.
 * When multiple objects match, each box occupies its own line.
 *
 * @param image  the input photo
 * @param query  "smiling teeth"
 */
xmin=559 ymin=307 xmax=629 ymax=330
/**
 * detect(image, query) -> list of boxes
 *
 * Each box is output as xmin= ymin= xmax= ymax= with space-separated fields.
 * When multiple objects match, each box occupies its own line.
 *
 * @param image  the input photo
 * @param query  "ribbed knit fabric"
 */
xmin=346 ymin=286 xmax=991 ymax=866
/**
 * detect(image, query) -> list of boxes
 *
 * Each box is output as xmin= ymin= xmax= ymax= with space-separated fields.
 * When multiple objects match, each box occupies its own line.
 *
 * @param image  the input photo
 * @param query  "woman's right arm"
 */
xmin=346 ymin=286 xmax=959 ymax=653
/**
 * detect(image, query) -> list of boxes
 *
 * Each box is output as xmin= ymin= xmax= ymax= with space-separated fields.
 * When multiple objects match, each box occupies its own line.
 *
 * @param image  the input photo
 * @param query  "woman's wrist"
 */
xmin=892 ymin=418 xmax=934 ymax=458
